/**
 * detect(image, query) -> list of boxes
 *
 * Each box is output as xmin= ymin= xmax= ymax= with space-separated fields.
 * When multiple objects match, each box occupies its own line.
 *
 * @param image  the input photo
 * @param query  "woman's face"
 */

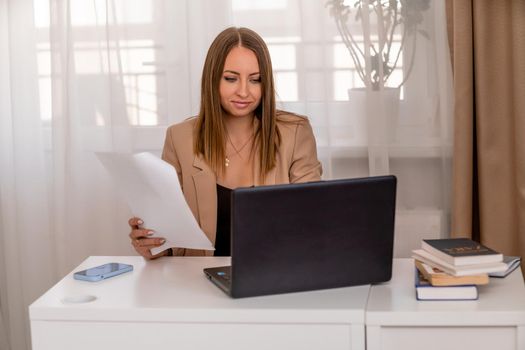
xmin=219 ymin=46 xmax=262 ymax=119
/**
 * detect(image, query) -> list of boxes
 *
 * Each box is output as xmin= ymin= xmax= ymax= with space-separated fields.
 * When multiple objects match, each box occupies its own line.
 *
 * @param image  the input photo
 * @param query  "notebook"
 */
xmin=203 ymin=175 xmax=397 ymax=298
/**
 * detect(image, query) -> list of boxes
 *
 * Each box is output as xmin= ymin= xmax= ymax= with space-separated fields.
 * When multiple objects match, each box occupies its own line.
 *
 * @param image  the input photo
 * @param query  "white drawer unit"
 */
xmin=366 ymin=259 xmax=525 ymax=350
xmin=30 ymin=256 xmax=369 ymax=350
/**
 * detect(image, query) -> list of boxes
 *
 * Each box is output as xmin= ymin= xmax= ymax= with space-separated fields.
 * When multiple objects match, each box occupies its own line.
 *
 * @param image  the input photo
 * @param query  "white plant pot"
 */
xmin=347 ymin=87 xmax=400 ymax=143
xmin=347 ymin=87 xmax=400 ymax=175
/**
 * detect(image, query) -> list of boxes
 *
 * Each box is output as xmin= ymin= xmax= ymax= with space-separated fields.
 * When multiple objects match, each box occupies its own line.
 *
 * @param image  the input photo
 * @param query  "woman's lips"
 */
xmin=231 ymin=101 xmax=251 ymax=109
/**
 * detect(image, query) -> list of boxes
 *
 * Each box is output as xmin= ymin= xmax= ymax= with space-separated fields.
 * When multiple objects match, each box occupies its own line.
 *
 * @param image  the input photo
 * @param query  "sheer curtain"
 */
xmin=0 ymin=0 xmax=452 ymax=349
xmin=230 ymin=0 xmax=453 ymax=256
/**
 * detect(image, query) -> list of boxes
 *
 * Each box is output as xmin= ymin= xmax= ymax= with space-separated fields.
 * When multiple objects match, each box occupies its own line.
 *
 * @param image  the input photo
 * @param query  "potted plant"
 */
xmin=326 ymin=0 xmax=430 ymax=91
xmin=326 ymin=0 xmax=431 ymax=150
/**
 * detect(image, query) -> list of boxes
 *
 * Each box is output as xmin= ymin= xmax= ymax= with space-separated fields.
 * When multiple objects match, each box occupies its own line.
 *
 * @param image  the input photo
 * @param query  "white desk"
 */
xmin=366 ymin=259 xmax=525 ymax=350
xmin=29 ymin=256 xmax=369 ymax=350
xmin=30 ymin=257 xmax=525 ymax=350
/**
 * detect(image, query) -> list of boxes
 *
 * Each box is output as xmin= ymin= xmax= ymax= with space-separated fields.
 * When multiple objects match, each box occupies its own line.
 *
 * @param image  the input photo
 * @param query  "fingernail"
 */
xmin=147 ymin=230 xmax=154 ymax=236
xmin=138 ymin=220 xmax=143 ymax=225
xmin=159 ymin=239 xmax=166 ymax=244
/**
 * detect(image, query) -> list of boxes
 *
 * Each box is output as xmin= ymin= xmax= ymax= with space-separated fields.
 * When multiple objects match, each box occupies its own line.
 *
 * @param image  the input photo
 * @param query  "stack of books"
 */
xmin=412 ymin=238 xmax=518 ymax=301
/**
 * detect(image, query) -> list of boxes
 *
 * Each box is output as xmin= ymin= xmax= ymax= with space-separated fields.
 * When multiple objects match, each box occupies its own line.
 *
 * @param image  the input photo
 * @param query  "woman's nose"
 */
xmin=236 ymin=80 xmax=249 ymax=97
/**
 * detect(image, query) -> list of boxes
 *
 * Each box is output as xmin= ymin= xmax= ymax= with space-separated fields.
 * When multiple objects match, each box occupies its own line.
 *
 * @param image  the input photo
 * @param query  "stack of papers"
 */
xmin=96 ymin=152 xmax=214 ymax=255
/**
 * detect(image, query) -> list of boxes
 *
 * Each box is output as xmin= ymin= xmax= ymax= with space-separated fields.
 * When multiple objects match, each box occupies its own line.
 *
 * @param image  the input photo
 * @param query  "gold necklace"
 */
xmin=225 ymin=131 xmax=254 ymax=167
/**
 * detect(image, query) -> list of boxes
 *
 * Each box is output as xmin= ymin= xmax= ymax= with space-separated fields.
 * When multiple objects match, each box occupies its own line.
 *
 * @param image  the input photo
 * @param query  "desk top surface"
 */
xmin=30 ymin=257 xmax=525 ymax=326
xmin=29 ymin=256 xmax=370 ymax=324
xmin=367 ymin=259 xmax=525 ymax=326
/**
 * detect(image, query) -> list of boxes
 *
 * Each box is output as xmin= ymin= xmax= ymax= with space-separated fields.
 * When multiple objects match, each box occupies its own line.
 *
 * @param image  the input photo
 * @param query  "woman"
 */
xmin=128 ymin=27 xmax=322 ymax=258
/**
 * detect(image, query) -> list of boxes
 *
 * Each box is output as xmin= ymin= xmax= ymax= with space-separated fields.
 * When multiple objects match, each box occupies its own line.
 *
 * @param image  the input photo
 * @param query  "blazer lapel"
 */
xmin=192 ymin=155 xmax=217 ymax=249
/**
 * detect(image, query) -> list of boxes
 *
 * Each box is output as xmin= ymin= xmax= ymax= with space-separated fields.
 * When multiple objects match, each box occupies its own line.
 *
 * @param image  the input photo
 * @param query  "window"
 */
xmin=34 ymin=0 xmax=170 ymax=128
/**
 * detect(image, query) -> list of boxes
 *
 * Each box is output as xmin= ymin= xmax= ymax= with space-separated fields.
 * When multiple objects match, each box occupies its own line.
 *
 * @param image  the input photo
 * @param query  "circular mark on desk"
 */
xmin=61 ymin=295 xmax=97 ymax=304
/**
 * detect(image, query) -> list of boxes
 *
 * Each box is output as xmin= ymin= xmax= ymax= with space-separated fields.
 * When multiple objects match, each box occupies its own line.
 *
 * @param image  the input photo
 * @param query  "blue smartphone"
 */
xmin=73 ymin=263 xmax=133 ymax=282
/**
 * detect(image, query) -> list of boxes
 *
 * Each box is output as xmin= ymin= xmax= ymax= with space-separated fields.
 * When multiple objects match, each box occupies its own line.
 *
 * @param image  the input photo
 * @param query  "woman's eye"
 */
xmin=224 ymin=76 xmax=237 ymax=82
xmin=250 ymin=78 xmax=261 ymax=84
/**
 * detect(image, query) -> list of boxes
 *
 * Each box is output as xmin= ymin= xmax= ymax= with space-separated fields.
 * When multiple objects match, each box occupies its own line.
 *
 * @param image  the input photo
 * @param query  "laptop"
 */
xmin=204 ymin=175 xmax=397 ymax=298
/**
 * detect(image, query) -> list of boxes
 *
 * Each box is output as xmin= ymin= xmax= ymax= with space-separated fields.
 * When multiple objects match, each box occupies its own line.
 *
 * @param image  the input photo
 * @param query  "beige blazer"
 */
xmin=161 ymin=113 xmax=322 ymax=256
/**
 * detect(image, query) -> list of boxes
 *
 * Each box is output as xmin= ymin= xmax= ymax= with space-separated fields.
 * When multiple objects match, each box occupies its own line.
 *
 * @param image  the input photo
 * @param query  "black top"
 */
xmin=214 ymin=184 xmax=232 ymax=256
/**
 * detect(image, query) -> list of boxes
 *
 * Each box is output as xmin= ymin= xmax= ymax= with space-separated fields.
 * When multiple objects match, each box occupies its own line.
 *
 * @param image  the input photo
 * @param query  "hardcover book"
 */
xmin=421 ymin=238 xmax=503 ymax=266
xmin=488 ymin=256 xmax=521 ymax=278
xmin=415 ymin=269 xmax=478 ymax=301
xmin=415 ymin=260 xmax=489 ymax=286
xmin=412 ymin=249 xmax=507 ymax=276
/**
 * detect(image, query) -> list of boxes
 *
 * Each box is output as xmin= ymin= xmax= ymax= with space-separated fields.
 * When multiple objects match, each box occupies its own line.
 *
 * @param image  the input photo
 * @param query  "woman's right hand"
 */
xmin=128 ymin=217 xmax=169 ymax=259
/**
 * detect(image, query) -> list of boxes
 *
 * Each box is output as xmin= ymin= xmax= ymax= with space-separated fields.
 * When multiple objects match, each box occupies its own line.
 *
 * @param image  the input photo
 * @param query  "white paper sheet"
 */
xmin=96 ymin=152 xmax=214 ymax=254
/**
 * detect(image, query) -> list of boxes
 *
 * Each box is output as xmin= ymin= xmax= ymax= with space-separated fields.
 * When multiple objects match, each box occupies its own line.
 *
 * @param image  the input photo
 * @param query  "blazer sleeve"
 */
xmin=289 ymin=119 xmax=323 ymax=183
xmin=161 ymin=125 xmax=183 ymax=189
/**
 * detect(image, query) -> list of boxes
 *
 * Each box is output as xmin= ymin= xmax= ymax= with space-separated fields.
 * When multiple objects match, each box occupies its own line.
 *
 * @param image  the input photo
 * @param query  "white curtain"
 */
xmin=0 ymin=0 xmax=452 ymax=349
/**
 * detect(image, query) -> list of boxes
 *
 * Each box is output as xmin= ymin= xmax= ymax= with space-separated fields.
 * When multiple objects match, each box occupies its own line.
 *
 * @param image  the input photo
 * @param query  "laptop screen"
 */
xmin=225 ymin=175 xmax=397 ymax=298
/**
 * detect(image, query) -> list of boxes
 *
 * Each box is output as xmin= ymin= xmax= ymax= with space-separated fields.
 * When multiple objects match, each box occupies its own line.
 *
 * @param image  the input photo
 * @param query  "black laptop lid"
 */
xmin=230 ymin=175 xmax=396 ymax=298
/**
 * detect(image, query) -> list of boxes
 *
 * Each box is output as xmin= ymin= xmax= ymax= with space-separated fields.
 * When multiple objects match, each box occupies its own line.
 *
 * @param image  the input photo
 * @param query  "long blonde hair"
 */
xmin=194 ymin=27 xmax=280 ymax=181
